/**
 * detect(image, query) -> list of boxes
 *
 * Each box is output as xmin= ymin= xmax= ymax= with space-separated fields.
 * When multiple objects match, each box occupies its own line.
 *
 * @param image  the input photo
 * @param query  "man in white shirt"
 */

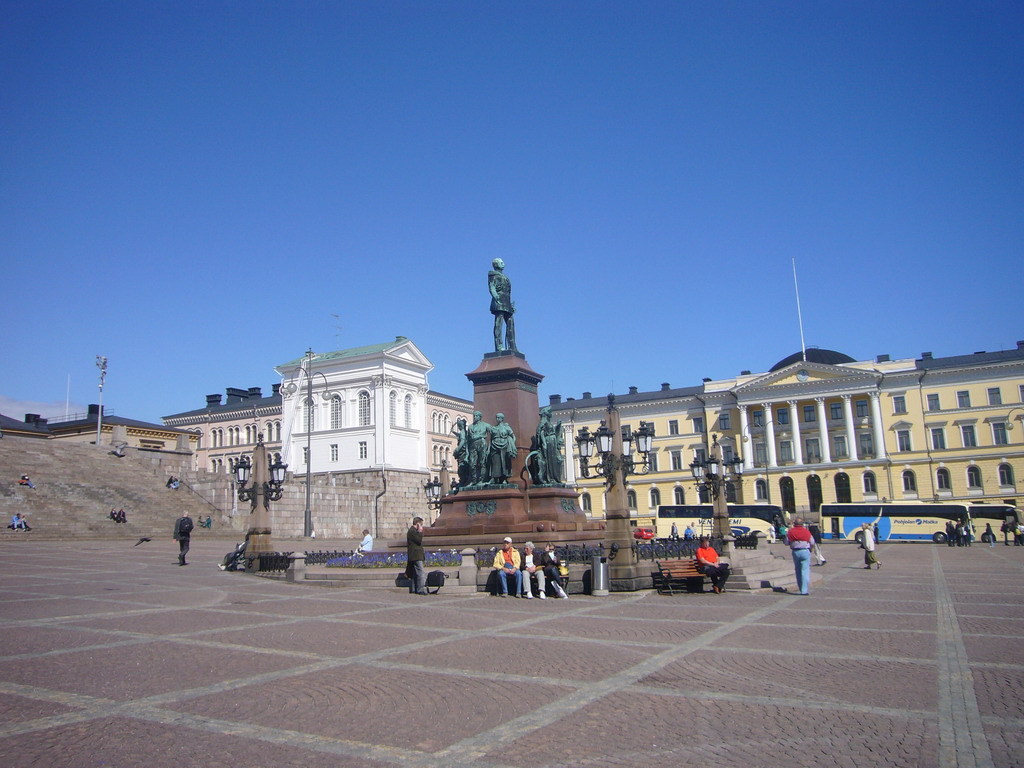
xmin=520 ymin=541 xmax=546 ymax=599
xmin=358 ymin=529 xmax=373 ymax=553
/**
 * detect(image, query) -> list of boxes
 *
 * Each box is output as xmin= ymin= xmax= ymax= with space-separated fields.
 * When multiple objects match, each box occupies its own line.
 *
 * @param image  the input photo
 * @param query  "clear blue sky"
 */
xmin=2 ymin=2 xmax=1022 ymax=425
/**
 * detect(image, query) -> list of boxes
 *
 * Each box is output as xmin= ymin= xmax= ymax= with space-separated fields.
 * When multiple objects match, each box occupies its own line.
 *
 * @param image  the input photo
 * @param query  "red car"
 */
xmin=633 ymin=527 xmax=655 ymax=540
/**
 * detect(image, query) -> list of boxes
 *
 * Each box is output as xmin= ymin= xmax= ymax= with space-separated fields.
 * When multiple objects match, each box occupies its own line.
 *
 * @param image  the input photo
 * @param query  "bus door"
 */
xmin=830 ymin=516 xmax=841 ymax=539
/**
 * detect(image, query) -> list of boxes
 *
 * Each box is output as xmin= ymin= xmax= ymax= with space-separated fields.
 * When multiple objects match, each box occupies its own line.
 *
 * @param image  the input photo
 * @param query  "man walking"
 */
xmin=787 ymin=518 xmax=814 ymax=595
xmin=406 ymin=516 xmax=427 ymax=595
xmin=861 ymin=522 xmax=880 ymax=569
xmin=172 ymin=511 xmax=194 ymax=566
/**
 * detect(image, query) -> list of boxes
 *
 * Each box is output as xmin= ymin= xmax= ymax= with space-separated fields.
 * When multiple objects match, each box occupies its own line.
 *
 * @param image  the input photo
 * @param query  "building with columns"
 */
xmin=552 ymin=342 xmax=1024 ymax=521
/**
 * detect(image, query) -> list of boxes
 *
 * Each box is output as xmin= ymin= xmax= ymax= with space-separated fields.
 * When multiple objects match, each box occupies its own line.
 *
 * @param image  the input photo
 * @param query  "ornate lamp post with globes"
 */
xmin=690 ymin=434 xmax=744 ymax=539
xmin=575 ymin=394 xmax=656 ymax=591
xmin=234 ymin=433 xmax=288 ymax=556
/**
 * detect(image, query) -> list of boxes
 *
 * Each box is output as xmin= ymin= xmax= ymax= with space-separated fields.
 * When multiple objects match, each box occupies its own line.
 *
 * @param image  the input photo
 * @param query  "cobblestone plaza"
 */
xmin=0 ymin=539 xmax=1020 ymax=767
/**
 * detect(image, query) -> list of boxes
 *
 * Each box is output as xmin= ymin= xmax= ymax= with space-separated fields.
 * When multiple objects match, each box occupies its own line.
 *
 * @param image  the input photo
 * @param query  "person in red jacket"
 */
xmin=787 ymin=519 xmax=814 ymax=595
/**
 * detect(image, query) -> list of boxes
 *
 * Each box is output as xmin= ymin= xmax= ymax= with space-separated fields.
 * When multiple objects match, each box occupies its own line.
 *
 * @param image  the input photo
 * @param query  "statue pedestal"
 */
xmin=423 ymin=351 xmax=602 ymax=546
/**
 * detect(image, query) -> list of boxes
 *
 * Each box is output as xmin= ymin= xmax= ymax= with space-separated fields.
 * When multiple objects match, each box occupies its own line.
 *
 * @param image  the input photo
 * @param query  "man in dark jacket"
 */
xmin=406 ymin=516 xmax=427 ymax=595
xmin=173 ymin=511 xmax=194 ymax=566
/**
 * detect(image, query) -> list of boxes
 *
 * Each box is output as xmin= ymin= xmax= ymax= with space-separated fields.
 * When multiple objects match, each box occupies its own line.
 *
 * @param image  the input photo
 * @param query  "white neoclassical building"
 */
xmin=275 ymin=336 xmax=439 ymax=475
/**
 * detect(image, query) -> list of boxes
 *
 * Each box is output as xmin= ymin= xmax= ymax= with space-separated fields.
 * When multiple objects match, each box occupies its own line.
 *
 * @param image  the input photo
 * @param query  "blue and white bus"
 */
xmin=656 ymin=504 xmax=784 ymax=539
xmin=818 ymin=502 xmax=1008 ymax=544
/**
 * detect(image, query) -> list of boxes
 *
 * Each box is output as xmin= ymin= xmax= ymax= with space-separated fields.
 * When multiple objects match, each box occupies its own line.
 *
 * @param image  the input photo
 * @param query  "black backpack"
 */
xmin=178 ymin=517 xmax=194 ymax=536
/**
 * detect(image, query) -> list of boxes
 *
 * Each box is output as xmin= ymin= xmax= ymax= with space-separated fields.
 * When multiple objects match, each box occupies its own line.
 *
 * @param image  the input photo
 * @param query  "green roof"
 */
xmin=278 ymin=337 xmax=409 ymax=368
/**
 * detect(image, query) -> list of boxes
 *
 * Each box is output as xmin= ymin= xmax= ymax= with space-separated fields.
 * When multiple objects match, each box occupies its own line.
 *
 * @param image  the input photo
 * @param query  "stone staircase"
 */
xmin=724 ymin=541 xmax=822 ymax=592
xmin=0 ymin=438 xmax=227 ymax=540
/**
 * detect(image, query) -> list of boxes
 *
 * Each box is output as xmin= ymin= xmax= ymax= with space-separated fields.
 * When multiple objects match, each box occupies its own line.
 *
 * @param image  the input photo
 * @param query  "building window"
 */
xmin=803 ymin=405 xmax=816 ymax=422
xmin=966 ymin=465 xmax=982 ymax=489
xmin=936 ymin=467 xmax=951 ymax=490
xmin=779 ymin=441 xmax=793 ymax=462
xmin=957 ymin=390 xmax=971 ymax=408
xmin=668 ymin=420 xmax=679 ymax=436
xmin=859 ymin=432 xmax=874 ymax=458
xmin=830 ymin=402 xmax=843 ymax=420
xmin=987 ymin=387 xmax=1002 ymax=406
xmin=648 ymin=452 xmax=659 ymax=472
xmin=670 ymin=450 xmax=682 ymax=471
xmin=303 ymin=399 xmax=316 ymax=432
xmin=776 ymin=408 xmax=789 ymax=425
xmin=725 ymin=481 xmax=737 ymax=503
xmin=754 ymin=442 xmax=766 ymax=465
xmin=993 ymin=422 xmax=1008 ymax=446
xmin=673 ymin=486 xmax=685 ymax=504
xmin=856 ymin=400 xmax=868 ymax=418
xmin=892 ymin=395 xmax=907 ymax=415
xmin=389 ymin=392 xmax=397 ymax=426
xmin=999 ymin=463 xmax=1015 ymax=486
xmin=805 ymin=438 xmax=820 ymax=462
xmin=358 ymin=441 xmax=367 ymax=460
xmin=405 ymin=395 xmax=413 ymax=428
xmin=931 ymin=428 xmax=946 ymax=450
xmin=961 ymin=425 xmax=977 ymax=448
xmin=719 ymin=412 xmax=731 ymax=430
xmin=581 ymin=492 xmax=592 ymax=512
xmin=693 ymin=448 xmax=706 ymax=463
xmin=330 ymin=444 xmax=338 ymax=462
xmin=752 ymin=410 xmax=763 ymax=427
xmin=649 ymin=488 xmax=661 ymax=508
xmin=832 ymin=435 xmax=848 ymax=459
xmin=863 ymin=471 xmax=877 ymax=494
xmin=302 ymin=446 xmax=310 ymax=465
xmin=897 ymin=430 xmax=912 ymax=452
xmin=331 ymin=395 xmax=343 ymax=429
xmin=693 ymin=417 xmax=705 ymax=434
xmin=627 ymin=490 xmax=637 ymax=509
xmin=902 ymin=470 xmax=917 ymax=492
xmin=358 ymin=392 xmax=370 ymax=426
xmin=755 ymin=479 xmax=767 ymax=500
xmin=927 ymin=394 xmax=940 ymax=411
xmin=722 ymin=445 xmax=735 ymax=463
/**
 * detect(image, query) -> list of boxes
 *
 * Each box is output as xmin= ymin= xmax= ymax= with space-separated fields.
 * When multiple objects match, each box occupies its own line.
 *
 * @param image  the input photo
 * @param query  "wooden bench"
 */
xmin=654 ymin=558 xmax=708 ymax=595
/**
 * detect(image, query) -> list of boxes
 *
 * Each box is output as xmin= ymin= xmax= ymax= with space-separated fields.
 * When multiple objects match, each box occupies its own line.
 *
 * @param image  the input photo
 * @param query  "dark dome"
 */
xmin=769 ymin=348 xmax=857 ymax=372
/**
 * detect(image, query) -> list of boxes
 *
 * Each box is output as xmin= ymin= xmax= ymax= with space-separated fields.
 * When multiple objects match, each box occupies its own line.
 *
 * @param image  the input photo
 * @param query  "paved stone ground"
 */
xmin=0 ymin=538 xmax=1021 ymax=768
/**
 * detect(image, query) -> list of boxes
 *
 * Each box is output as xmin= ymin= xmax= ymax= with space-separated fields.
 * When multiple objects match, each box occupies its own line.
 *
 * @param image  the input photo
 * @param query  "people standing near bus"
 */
xmin=670 ymin=522 xmax=679 ymax=541
xmin=984 ymin=523 xmax=995 ymax=548
xmin=861 ymin=523 xmax=880 ymax=569
xmin=1001 ymin=520 xmax=1012 ymax=546
xmin=1015 ymin=522 xmax=1024 ymax=546
xmin=807 ymin=521 xmax=826 ymax=566
xmin=946 ymin=521 xmax=957 ymax=547
xmin=786 ymin=519 xmax=813 ymax=595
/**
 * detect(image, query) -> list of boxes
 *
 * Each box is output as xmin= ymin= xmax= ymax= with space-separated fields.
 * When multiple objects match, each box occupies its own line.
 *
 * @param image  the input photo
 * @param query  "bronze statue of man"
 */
xmin=488 ymin=258 xmax=517 ymax=353
xmin=452 ymin=417 xmax=471 ymax=487
xmin=466 ymin=411 xmax=492 ymax=485
xmin=488 ymin=413 xmax=517 ymax=484
xmin=534 ymin=406 xmax=564 ymax=484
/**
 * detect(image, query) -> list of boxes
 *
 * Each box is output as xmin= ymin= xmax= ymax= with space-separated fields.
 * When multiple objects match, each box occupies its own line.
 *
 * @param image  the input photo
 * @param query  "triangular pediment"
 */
xmin=734 ymin=361 xmax=879 ymax=396
xmin=384 ymin=339 xmax=432 ymax=370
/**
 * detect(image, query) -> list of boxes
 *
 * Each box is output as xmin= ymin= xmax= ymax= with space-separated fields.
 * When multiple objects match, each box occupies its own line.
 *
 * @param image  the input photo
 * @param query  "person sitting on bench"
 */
xmin=492 ymin=537 xmax=523 ymax=597
xmin=695 ymin=536 xmax=730 ymax=594
xmin=540 ymin=542 xmax=569 ymax=598
xmin=520 ymin=541 xmax=546 ymax=599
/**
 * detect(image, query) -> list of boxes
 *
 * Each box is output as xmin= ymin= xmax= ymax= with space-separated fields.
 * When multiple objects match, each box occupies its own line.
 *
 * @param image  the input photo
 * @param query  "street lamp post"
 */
xmin=575 ymin=394 xmax=656 ymax=590
xmin=293 ymin=348 xmax=329 ymax=538
xmin=95 ymin=356 xmax=107 ymax=446
xmin=234 ymin=433 xmax=288 ymax=556
xmin=690 ymin=434 xmax=744 ymax=539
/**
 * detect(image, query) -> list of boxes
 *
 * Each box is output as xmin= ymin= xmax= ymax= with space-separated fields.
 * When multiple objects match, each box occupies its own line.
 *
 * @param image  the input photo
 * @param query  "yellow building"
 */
xmin=552 ymin=342 xmax=1024 ymax=522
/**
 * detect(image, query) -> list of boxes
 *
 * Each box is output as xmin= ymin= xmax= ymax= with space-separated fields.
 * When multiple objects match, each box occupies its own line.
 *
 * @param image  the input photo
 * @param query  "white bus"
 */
xmin=819 ymin=502 xmax=1017 ymax=544
xmin=655 ymin=504 xmax=784 ymax=540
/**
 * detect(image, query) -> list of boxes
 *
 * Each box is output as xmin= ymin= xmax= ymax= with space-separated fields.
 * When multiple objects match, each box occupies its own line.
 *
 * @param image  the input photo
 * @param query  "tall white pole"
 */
xmin=95 ymin=356 xmax=107 ymax=446
xmin=792 ymin=258 xmax=807 ymax=363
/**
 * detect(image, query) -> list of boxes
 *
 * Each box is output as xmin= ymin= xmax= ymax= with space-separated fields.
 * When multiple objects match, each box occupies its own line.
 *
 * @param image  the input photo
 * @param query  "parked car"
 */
xmin=633 ymin=527 xmax=655 ymax=540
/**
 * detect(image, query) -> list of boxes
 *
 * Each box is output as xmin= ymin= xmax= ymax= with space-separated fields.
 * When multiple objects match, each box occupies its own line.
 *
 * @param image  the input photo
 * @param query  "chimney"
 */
xmin=740 ymin=370 xmax=751 ymax=376
xmin=247 ymin=387 xmax=263 ymax=398
xmin=921 ymin=352 xmax=933 ymax=360
xmin=549 ymin=394 xmax=562 ymax=405
xmin=974 ymin=351 xmax=986 ymax=355
xmin=702 ymin=377 xmax=712 ymax=383
xmin=272 ymin=383 xmax=282 ymax=396
xmin=628 ymin=386 xmax=639 ymax=395
xmin=206 ymin=394 xmax=223 ymax=407
xmin=661 ymin=382 xmax=671 ymax=391
xmin=1017 ymin=340 xmax=1024 ymax=350
xmin=582 ymin=392 xmax=592 ymax=399
xmin=87 ymin=404 xmax=103 ymax=417
xmin=876 ymin=354 xmax=890 ymax=363
xmin=24 ymin=413 xmax=40 ymax=424
xmin=225 ymin=387 xmax=248 ymax=404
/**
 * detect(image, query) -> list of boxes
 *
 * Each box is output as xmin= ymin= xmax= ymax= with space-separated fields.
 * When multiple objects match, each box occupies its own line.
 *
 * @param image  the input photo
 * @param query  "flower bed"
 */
xmin=324 ymin=550 xmax=461 ymax=568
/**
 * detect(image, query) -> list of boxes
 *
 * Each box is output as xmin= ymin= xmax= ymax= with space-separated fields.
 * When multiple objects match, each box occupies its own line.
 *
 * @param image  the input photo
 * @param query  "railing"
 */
xmin=250 ymin=552 xmax=292 ymax=573
xmin=473 ymin=543 xmax=607 ymax=567
xmin=631 ymin=538 xmax=724 ymax=561
xmin=733 ymin=533 xmax=760 ymax=550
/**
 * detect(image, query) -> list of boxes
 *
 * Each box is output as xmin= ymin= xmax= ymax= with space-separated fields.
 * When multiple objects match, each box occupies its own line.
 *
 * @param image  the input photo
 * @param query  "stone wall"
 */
xmin=176 ymin=465 xmax=430 ymax=542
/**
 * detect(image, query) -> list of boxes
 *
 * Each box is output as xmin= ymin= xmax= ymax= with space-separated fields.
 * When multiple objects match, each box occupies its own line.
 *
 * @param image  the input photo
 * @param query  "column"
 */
xmin=870 ymin=392 xmax=887 ymax=460
xmin=816 ymin=397 xmax=832 ymax=463
xmin=762 ymin=402 xmax=778 ymax=468
xmin=788 ymin=400 xmax=804 ymax=465
xmin=842 ymin=394 xmax=859 ymax=461
xmin=739 ymin=405 xmax=752 ymax=470
xmin=562 ymin=423 xmax=577 ymax=484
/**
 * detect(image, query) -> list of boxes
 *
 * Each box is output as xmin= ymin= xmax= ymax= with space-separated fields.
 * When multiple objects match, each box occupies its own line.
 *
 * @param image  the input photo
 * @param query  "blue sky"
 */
xmin=2 ymin=2 xmax=1022 ymax=425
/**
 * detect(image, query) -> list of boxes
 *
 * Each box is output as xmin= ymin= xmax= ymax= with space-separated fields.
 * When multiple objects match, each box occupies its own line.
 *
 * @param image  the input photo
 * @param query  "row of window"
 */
xmin=208 ymin=422 xmax=282 ymax=448
xmin=902 ymin=463 xmax=1015 ymax=493
xmin=895 ymin=385 xmax=1020 ymax=414
xmin=209 ymin=452 xmax=283 ymax=474
xmin=302 ymin=442 xmax=370 ymax=464
xmin=302 ymin=391 xmax=415 ymax=432
xmin=899 ymin=422 xmax=1009 ymax=452
xmin=431 ymin=412 xmax=453 ymax=434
